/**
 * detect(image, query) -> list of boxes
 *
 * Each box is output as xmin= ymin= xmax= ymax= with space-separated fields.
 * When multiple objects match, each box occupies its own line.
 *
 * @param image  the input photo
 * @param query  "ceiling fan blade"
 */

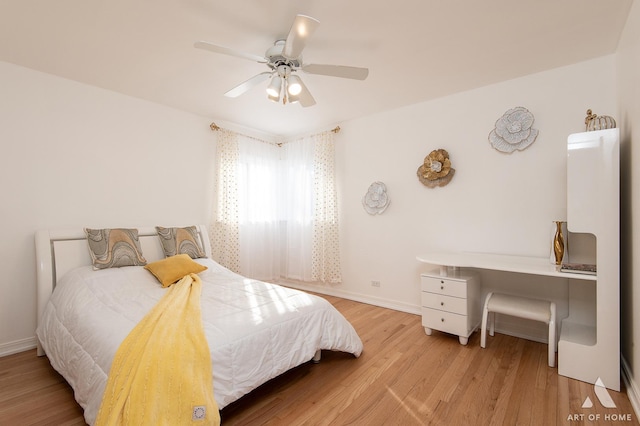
xmin=224 ymin=72 xmax=273 ymax=98
xmin=289 ymin=78 xmax=316 ymax=107
xmin=194 ymin=41 xmax=266 ymax=63
xmin=283 ymin=15 xmax=320 ymax=59
xmin=302 ymin=64 xmax=369 ymax=80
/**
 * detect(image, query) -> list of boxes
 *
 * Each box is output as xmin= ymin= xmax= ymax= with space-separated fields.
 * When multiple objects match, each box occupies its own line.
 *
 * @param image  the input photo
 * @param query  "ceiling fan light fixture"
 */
xmin=287 ymin=75 xmax=303 ymax=96
xmin=288 ymin=91 xmax=300 ymax=104
xmin=267 ymin=91 xmax=280 ymax=103
xmin=266 ymin=75 xmax=282 ymax=98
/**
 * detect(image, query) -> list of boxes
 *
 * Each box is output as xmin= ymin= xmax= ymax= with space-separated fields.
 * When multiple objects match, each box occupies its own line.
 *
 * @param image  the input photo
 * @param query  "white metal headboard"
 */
xmin=35 ymin=225 xmax=211 ymax=355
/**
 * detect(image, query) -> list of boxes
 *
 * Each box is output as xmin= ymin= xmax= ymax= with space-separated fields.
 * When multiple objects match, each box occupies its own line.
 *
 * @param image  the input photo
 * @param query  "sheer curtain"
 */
xmin=237 ymin=137 xmax=282 ymax=280
xmin=309 ymin=131 xmax=341 ymax=283
xmin=279 ymin=137 xmax=315 ymax=281
xmin=209 ymin=129 xmax=240 ymax=273
xmin=210 ymin=128 xmax=341 ymax=283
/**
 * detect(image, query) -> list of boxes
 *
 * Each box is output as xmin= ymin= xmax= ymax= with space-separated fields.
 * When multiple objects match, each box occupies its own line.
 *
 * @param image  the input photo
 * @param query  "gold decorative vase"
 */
xmin=553 ymin=221 xmax=566 ymax=265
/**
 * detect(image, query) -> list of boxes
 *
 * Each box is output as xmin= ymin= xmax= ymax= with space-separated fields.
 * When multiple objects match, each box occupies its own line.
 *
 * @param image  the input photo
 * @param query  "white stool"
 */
xmin=480 ymin=292 xmax=557 ymax=367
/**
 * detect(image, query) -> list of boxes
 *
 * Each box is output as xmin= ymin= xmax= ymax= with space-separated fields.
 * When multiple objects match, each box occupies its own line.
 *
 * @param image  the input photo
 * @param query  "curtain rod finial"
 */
xmin=332 ymin=126 xmax=341 ymax=134
xmin=210 ymin=122 xmax=220 ymax=131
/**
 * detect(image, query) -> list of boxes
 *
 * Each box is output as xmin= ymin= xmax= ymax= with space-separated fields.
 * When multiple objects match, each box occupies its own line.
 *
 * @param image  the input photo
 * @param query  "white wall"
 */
xmin=0 ymin=61 xmax=216 ymax=355
xmin=618 ymin=0 xmax=640 ymax=404
xmin=329 ymin=56 xmax=617 ymax=324
xmin=0 ymin=52 xmax=622 ymax=355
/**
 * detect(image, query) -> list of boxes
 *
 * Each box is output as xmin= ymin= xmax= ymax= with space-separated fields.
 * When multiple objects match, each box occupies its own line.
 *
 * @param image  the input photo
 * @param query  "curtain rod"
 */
xmin=210 ymin=122 xmax=340 ymax=134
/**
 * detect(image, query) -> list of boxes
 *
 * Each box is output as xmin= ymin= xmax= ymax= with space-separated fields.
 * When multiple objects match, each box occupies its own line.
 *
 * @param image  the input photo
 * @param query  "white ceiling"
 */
xmin=0 ymin=0 xmax=633 ymax=138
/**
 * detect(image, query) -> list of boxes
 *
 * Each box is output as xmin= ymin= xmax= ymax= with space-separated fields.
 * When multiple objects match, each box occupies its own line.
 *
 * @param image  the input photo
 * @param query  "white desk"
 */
xmin=416 ymin=251 xmax=619 ymax=391
xmin=416 ymin=251 xmax=596 ymax=282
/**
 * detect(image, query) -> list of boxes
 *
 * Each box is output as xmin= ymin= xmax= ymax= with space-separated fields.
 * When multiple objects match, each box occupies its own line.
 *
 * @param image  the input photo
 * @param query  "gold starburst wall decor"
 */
xmin=417 ymin=149 xmax=455 ymax=188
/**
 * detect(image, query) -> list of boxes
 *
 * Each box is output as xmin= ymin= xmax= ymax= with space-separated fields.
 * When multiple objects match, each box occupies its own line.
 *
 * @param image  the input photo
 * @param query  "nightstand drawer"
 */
xmin=421 ymin=276 xmax=467 ymax=298
xmin=422 ymin=293 xmax=467 ymax=315
xmin=421 ymin=308 xmax=468 ymax=336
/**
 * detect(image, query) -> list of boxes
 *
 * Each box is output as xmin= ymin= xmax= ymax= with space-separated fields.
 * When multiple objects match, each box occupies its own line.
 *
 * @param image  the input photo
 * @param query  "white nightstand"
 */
xmin=421 ymin=270 xmax=480 ymax=345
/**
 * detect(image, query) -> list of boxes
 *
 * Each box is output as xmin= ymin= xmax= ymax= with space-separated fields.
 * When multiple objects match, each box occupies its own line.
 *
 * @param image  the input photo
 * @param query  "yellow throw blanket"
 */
xmin=95 ymin=273 xmax=220 ymax=426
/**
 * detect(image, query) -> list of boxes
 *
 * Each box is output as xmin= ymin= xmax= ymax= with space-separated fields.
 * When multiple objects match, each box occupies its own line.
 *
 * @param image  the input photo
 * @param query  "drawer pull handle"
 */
xmin=441 ymin=318 xmax=445 ymax=322
xmin=440 ymin=280 xmax=444 ymax=284
xmin=440 ymin=302 xmax=444 ymax=306
xmin=440 ymin=285 xmax=444 ymax=290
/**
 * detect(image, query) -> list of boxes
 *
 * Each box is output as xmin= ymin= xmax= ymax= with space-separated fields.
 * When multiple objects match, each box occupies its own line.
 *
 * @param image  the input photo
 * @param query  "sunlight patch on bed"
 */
xmin=240 ymin=278 xmax=316 ymax=322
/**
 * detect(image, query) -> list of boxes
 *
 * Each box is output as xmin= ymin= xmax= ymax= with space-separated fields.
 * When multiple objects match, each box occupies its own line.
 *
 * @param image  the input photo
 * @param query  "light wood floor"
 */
xmin=0 ymin=295 xmax=637 ymax=425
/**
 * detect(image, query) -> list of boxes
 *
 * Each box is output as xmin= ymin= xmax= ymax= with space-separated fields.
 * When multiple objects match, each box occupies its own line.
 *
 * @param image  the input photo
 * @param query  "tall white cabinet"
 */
xmin=559 ymin=128 xmax=620 ymax=391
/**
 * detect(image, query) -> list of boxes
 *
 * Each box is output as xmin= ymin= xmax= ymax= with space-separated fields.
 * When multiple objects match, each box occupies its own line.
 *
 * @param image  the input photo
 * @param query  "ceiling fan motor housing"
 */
xmin=265 ymin=40 xmax=301 ymax=71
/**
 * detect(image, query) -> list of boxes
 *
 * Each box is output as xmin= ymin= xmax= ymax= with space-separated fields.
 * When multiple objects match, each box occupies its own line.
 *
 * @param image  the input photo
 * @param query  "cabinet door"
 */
xmin=567 ymin=128 xmax=619 ymax=233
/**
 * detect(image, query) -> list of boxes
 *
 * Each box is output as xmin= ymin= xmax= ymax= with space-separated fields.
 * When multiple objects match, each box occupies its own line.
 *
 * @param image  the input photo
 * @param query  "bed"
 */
xmin=35 ymin=225 xmax=363 ymax=425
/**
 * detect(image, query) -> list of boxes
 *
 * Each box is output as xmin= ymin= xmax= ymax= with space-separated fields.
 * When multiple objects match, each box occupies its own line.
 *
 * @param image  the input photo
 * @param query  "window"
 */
xmin=210 ymin=129 xmax=341 ymax=284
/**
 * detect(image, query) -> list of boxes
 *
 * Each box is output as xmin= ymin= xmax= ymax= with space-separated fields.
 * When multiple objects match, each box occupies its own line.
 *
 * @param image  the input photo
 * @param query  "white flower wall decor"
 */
xmin=362 ymin=181 xmax=390 ymax=215
xmin=489 ymin=106 xmax=539 ymax=153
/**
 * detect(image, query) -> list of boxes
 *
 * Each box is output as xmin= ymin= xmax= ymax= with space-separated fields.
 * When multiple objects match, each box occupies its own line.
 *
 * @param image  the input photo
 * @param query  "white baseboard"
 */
xmin=277 ymin=281 xmax=553 ymax=344
xmin=0 ymin=336 xmax=37 ymax=357
xmin=621 ymin=356 xmax=640 ymax=418
xmin=276 ymin=281 xmax=422 ymax=316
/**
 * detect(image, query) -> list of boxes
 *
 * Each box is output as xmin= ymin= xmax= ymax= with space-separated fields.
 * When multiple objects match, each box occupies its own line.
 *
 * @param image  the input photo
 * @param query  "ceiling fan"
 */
xmin=194 ymin=14 xmax=369 ymax=107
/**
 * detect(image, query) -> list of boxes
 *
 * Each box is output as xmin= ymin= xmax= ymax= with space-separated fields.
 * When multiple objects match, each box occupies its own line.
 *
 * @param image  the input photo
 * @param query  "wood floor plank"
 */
xmin=1 ymin=294 xmax=638 ymax=425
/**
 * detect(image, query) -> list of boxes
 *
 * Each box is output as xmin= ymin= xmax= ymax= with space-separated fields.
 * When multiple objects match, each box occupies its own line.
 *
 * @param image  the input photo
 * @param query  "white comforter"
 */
xmin=36 ymin=259 xmax=363 ymax=425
